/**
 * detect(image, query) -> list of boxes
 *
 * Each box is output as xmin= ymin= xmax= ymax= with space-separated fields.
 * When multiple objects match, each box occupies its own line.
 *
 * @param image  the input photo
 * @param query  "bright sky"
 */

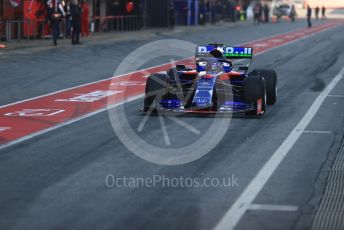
xmin=305 ymin=0 xmax=344 ymax=8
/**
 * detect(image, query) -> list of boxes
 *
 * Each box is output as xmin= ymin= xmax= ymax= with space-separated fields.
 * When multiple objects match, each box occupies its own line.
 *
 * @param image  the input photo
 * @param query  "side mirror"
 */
xmin=239 ymin=66 xmax=249 ymax=71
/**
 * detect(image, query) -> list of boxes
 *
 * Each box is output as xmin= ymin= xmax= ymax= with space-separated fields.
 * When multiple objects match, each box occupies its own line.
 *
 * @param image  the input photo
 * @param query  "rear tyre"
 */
xmin=243 ymin=75 xmax=267 ymax=116
xmin=143 ymin=73 xmax=169 ymax=112
xmin=250 ymin=69 xmax=277 ymax=105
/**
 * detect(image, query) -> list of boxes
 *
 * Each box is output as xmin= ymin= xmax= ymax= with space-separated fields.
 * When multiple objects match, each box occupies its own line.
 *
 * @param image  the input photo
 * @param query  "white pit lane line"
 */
xmin=213 ymin=67 xmax=344 ymax=230
xmin=327 ymin=94 xmax=344 ymax=98
xmin=302 ymin=130 xmax=333 ymax=134
xmin=248 ymin=204 xmax=299 ymax=212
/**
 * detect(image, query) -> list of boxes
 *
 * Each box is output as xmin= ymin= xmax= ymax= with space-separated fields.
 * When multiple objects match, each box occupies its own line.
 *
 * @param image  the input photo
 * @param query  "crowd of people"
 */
xmin=253 ymin=1 xmax=298 ymax=25
xmin=46 ymin=0 xmax=90 ymax=46
xmin=38 ymin=0 xmax=329 ymax=45
xmin=307 ymin=5 xmax=326 ymax=28
xmin=200 ymin=0 xmax=243 ymax=24
xmin=251 ymin=1 xmax=327 ymax=28
xmin=252 ymin=2 xmax=271 ymax=25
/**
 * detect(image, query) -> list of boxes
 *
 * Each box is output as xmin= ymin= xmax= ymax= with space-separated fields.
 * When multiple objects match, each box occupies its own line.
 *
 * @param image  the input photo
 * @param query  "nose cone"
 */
xmin=202 ymin=74 xmax=214 ymax=79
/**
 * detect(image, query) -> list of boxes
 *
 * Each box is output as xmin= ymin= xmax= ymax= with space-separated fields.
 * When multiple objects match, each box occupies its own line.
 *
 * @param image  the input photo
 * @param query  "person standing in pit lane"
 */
xmin=315 ymin=6 xmax=320 ymax=20
xmin=81 ymin=0 xmax=90 ymax=37
xmin=47 ymin=0 xmax=65 ymax=46
xmin=322 ymin=6 xmax=326 ymax=20
xmin=307 ymin=5 xmax=312 ymax=28
xmin=253 ymin=1 xmax=262 ymax=25
xmin=71 ymin=0 xmax=82 ymax=44
xmin=263 ymin=3 xmax=270 ymax=23
xmin=64 ymin=0 xmax=72 ymax=38
xmin=290 ymin=4 xmax=296 ymax=22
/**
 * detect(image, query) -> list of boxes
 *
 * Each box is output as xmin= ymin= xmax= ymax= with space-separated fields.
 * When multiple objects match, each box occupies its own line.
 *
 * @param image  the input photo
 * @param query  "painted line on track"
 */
xmin=0 ymin=94 xmax=145 ymax=150
xmin=248 ymin=204 xmax=299 ymax=212
xmin=327 ymin=94 xmax=344 ymax=98
xmin=213 ymin=66 xmax=344 ymax=230
xmin=0 ymin=21 xmax=341 ymax=150
xmin=302 ymin=130 xmax=333 ymax=134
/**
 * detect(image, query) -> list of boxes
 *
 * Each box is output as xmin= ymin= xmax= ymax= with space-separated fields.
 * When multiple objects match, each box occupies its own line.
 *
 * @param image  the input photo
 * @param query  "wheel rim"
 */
xmin=264 ymin=91 xmax=267 ymax=108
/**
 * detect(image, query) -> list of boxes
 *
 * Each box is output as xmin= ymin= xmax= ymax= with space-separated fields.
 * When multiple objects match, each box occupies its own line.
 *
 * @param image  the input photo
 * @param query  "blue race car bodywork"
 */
xmin=143 ymin=43 xmax=277 ymax=116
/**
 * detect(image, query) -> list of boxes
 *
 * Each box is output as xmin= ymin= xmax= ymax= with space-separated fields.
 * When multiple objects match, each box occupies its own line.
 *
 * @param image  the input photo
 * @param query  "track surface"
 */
xmin=0 ymin=22 xmax=336 ymax=147
xmin=1 ymin=20 xmax=344 ymax=230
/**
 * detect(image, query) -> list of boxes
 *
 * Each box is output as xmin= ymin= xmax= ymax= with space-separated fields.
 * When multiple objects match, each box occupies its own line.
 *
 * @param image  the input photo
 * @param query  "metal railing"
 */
xmin=174 ymin=12 xmax=221 ymax=26
xmin=0 ymin=19 xmax=67 ymax=41
xmin=0 ymin=15 xmax=149 ymax=42
xmin=92 ymin=15 xmax=149 ymax=32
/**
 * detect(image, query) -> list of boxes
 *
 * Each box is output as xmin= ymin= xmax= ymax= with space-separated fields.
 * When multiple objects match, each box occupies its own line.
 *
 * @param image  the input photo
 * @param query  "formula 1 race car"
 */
xmin=143 ymin=43 xmax=277 ymax=116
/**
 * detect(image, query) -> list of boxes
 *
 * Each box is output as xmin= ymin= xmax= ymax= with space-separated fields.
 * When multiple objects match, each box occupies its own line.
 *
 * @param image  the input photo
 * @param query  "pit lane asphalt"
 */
xmin=0 ymin=19 xmax=328 ymax=105
xmin=1 ymin=20 xmax=344 ymax=230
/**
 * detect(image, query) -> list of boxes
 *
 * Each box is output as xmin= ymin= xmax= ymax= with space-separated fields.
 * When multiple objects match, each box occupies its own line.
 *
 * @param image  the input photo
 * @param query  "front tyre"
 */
xmin=143 ymin=73 xmax=169 ymax=112
xmin=243 ymin=75 xmax=267 ymax=116
xmin=250 ymin=69 xmax=277 ymax=105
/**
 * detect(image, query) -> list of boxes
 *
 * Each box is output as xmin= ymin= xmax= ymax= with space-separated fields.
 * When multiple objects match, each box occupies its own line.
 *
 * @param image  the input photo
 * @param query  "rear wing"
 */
xmin=224 ymin=47 xmax=253 ymax=59
xmin=195 ymin=45 xmax=253 ymax=59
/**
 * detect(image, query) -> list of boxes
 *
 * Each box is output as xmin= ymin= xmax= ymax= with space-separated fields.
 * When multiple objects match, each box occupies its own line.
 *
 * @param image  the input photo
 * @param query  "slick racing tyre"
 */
xmin=250 ymin=69 xmax=277 ymax=105
xmin=143 ymin=73 xmax=169 ymax=112
xmin=167 ymin=67 xmax=195 ymax=109
xmin=243 ymin=75 xmax=267 ymax=116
